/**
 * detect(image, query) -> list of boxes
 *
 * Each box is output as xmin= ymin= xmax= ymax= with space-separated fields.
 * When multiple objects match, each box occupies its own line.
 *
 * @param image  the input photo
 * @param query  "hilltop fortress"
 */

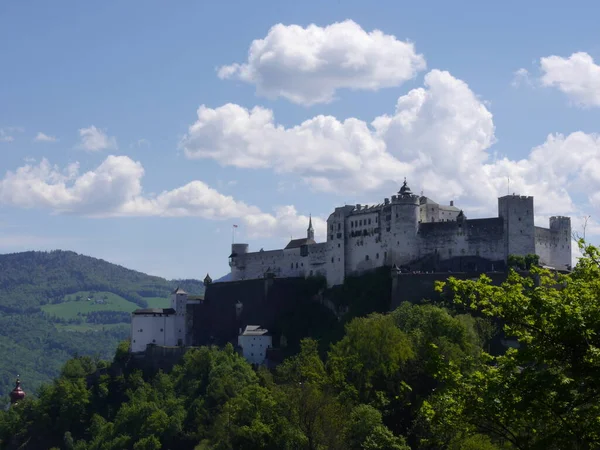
xmin=229 ymin=180 xmax=572 ymax=287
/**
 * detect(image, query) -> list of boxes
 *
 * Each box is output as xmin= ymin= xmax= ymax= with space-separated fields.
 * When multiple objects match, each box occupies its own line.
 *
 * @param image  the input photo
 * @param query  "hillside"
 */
xmin=0 ymin=250 xmax=205 ymax=398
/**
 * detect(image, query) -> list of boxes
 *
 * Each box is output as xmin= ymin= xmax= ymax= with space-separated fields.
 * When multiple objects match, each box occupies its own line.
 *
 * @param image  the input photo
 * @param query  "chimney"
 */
xmin=450 ymin=200 xmax=454 ymax=206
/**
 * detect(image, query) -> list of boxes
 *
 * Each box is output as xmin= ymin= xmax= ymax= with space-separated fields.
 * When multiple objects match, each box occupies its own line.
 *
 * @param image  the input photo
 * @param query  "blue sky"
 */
xmin=1 ymin=0 xmax=600 ymax=279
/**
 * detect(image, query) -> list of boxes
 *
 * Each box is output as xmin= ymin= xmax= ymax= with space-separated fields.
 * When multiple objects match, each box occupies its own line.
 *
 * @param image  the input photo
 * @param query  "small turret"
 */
xmin=9 ymin=377 xmax=25 ymax=406
xmin=307 ymin=214 xmax=315 ymax=240
xmin=203 ymin=273 xmax=212 ymax=287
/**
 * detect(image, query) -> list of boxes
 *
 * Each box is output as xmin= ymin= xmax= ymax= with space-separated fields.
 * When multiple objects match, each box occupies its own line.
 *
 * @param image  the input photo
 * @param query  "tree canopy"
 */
xmin=3 ymin=242 xmax=600 ymax=449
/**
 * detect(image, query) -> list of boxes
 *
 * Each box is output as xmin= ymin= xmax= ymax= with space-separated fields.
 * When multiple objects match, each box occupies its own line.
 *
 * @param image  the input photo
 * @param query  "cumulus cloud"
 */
xmin=182 ymin=68 xmax=600 ymax=229
xmin=182 ymin=69 xmax=494 ymax=200
xmin=33 ymin=132 xmax=57 ymax=143
xmin=0 ymin=155 xmax=325 ymax=240
xmin=77 ymin=125 xmax=117 ymax=152
xmin=218 ymin=20 xmax=426 ymax=106
xmin=540 ymin=52 xmax=600 ymax=107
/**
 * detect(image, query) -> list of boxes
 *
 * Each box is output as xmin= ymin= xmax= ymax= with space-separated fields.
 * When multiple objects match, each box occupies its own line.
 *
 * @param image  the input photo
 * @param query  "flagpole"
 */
xmin=232 ymin=225 xmax=235 ymax=245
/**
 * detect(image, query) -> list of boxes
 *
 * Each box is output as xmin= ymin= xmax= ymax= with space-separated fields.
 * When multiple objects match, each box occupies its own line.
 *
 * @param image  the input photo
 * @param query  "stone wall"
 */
xmin=190 ymin=277 xmax=337 ymax=355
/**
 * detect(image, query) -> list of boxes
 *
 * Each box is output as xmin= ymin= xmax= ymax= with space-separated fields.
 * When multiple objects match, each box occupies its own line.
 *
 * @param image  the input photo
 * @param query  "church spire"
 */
xmin=307 ymin=214 xmax=314 ymax=240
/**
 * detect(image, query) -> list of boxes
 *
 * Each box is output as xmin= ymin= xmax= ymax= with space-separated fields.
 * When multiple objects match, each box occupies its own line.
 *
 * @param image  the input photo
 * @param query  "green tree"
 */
xmin=421 ymin=241 xmax=600 ymax=450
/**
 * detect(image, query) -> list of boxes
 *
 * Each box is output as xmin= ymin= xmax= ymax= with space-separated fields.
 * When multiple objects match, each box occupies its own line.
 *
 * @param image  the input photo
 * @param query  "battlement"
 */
xmin=499 ymin=194 xmax=534 ymax=200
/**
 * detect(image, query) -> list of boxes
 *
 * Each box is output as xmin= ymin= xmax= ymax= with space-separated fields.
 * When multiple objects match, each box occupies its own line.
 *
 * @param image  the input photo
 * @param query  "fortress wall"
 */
xmin=390 ymin=271 xmax=509 ymax=310
xmin=237 ymin=248 xmax=311 ymax=279
xmin=416 ymin=218 xmax=504 ymax=267
xmin=535 ymin=227 xmax=554 ymax=265
xmin=347 ymin=231 xmax=385 ymax=275
xmin=307 ymin=242 xmax=330 ymax=277
xmin=192 ymin=277 xmax=335 ymax=352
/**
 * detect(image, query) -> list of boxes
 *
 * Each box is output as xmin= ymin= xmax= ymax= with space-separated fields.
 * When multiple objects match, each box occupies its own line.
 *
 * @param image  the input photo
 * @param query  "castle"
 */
xmin=229 ymin=180 xmax=572 ymax=287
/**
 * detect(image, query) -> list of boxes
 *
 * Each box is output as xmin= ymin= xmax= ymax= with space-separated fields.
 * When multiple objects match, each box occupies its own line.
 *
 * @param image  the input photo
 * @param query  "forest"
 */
xmin=0 ymin=250 xmax=205 ymax=398
xmin=1 ymin=241 xmax=599 ymax=450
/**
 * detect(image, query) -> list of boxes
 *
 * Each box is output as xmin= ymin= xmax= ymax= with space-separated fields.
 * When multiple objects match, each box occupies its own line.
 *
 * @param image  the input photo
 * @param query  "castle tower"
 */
xmin=498 ymin=194 xmax=536 ymax=263
xmin=307 ymin=214 xmax=315 ymax=241
xmin=229 ymin=243 xmax=249 ymax=281
xmin=171 ymin=287 xmax=188 ymax=346
xmin=388 ymin=179 xmax=420 ymax=265
xmin=171 ymin=287 xmax=188 ymax=315
xmin=549 ymin=216 xmax=572 ymax=270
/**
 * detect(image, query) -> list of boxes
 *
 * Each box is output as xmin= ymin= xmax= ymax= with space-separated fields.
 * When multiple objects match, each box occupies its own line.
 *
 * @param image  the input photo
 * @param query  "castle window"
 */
xmin=331 ymin=257 xmax=334 ymax=263
xmin=296 ymin=262 xmax=298 ymax=268
xmin=160 ymin=328 xmax=163 ymax=332
xmin=338 ymin=243 xmax=341 ymax=248
xmin=291 ymin=263 xmax=293 ymax=269
xmin=384 ymin=251 xmax=387 ymax=260
xmin=368 ymin=219 xmax=371 ymax=224
xmin=376 ymin=253 xmax=379 ymax=259
xmin=330 ymin=235 xmax=334 ymax=240
xmin=152 ymin=339 xmax=156 ymax=343
xmin=338 ymin=223 xmax=341 ymax=230
xmin=366 ymin=255 xmax=369 ymax=261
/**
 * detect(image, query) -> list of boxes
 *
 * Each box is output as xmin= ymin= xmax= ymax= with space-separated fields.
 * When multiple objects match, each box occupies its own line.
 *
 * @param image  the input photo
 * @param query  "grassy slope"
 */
xmin=0 ymin=250 xmax=205 ymax=398
xmin=42 ymin=291 xmax=141 ymax=320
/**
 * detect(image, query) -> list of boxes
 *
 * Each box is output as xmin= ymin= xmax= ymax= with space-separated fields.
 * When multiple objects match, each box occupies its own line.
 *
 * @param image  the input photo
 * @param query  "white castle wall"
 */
xmin=130 ymin=314 xmax=178 ymax=353
xmin=228 ymin=187 xmax=572 ymax=287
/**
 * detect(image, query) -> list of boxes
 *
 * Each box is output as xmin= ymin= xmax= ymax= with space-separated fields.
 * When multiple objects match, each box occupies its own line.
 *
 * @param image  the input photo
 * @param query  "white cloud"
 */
xmin=77 ymin=125 xmax=117 ymax=152
xmin=0 ymin=155 xmax=325 ymax=241
xmin=511 ymin=68 xmax=531 ymax=88
xmin=0 ymin=129 xmax=15 ymax=142
xmin=540 ymin=52 xmax=600 ymax=107
xmin=218 ymin=20 xmax=426 ymax=106
xmin=181 ymin=69 xmax=494 ymax=200
xmin=33 ymin=132 xmax=58 ymax=143
xmin=181 ymin=68 xmax=600 ymax=229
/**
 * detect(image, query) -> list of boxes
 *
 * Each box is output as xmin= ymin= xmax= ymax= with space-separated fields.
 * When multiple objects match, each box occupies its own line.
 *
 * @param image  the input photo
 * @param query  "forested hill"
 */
xmin=0 ymin=250 xmax=205 ymax=399
xmin=0 ymin=250 xmax=204 ymax=314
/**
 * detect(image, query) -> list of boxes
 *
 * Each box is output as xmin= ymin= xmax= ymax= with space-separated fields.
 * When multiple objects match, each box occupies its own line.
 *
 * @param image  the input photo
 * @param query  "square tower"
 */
xmin=498 ymin=195 xmax=536 ymax=261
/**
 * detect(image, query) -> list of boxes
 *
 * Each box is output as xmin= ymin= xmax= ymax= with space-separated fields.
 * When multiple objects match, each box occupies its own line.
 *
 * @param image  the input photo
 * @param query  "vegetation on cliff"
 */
xmin=2 ymin=241 xmax=599 ymax=449
xmin=0 ymin=250 xmax=204 ymax=399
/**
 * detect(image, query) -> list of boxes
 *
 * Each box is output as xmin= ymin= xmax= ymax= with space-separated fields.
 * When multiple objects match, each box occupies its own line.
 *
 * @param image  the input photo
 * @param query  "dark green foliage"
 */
xmin=507 ymin=253 xmax=540 ymax=270
xmin=0 ymin=250 xmax=204 ymax=314
xmin=0 ymin=250 xmax=204 ymax=400
xmin=2 ymin=246 xmax=600 ymax=448
xmin=328 ymin=266 xmax=392 ymax=317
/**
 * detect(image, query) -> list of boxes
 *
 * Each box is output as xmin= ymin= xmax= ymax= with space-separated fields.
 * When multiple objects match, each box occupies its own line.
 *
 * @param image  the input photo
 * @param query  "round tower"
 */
xmin=388 ymin=179 xmax=420 ymax=266
xmin=392 ymin=179 xmax=420 ymax=232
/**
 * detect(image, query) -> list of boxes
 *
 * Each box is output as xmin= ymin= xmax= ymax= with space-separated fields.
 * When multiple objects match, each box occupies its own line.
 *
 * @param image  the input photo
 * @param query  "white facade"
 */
xmin=228 ymin=181 xmax=572 ymax=287
xmin=130 ymin=288 xmax=188 ymax=353
xmin=237 ymin=325 xmax=272 ymax=365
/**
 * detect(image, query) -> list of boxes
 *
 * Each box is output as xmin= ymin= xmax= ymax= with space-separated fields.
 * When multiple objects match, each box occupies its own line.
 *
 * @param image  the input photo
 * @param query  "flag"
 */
xmin=233 ymin=224 xmax=238 ymax=228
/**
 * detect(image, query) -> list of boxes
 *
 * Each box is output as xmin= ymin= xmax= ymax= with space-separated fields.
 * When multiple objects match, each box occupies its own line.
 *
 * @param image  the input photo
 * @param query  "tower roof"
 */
xmin=307 ymin=214 xmax=314 ymax=231
xmin=9 ymin=377 xmax=25 ymax=405
xmin=399 ymin=178 xmax=413 ymax=196
xmin=172 ymin=287 xmax=187 ymax=295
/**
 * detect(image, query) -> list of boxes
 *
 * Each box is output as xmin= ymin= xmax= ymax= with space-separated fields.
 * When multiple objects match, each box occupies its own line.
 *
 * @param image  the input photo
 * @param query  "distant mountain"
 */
xmin=214 ymin=272 xmax=232 ymax=283
xmin=0 ymin=250 xmax=204 ymax=398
